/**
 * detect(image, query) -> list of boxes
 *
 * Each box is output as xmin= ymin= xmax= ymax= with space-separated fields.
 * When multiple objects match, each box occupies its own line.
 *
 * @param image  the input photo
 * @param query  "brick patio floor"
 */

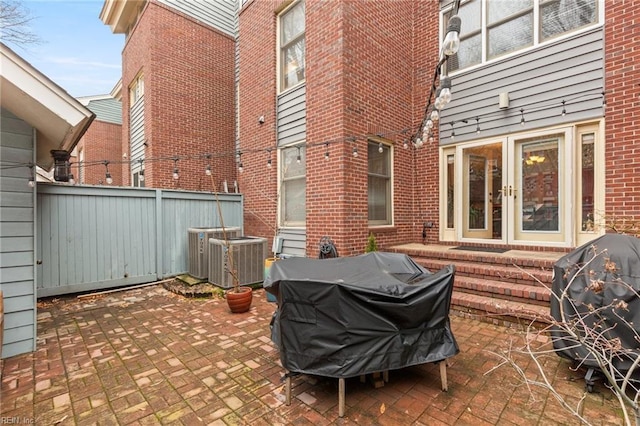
xmin=0 ymin=285 xmax=624 ymax=425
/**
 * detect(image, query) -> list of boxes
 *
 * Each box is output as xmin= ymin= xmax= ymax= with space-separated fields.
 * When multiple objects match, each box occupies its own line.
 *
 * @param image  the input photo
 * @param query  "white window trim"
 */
xmin=276 ymin=0 xmax=305 ymax=94
xmin=441 ymin=0 xmax=604 ymax=76
xmin=367 ymin=138 xmax=394 ymax=227
xmin=278 ymin=142 xmax=306 ymax=228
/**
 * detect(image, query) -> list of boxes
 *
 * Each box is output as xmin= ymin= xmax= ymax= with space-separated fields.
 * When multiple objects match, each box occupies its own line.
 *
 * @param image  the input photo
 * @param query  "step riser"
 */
xmin=419 ymin=259 xmax=553 ymax=287
xmin=389 ymin=245 xmax=559 ymax=326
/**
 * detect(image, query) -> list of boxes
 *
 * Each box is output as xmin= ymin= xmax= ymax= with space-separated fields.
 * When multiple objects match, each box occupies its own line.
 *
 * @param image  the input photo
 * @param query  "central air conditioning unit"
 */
xmin=188 ymin=227 xmax=241 ymax=279
xmin=208 ymin=237 xmax=267 ymax=289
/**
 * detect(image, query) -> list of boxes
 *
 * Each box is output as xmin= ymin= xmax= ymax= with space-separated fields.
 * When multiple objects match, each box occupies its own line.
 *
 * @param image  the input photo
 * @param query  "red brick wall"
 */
xmin=604 ymin=1 xmax=640 ymax=222
xmin=122 ymin=1 xmax=236 ymax=191
xmin=238 ymin=0 xmax=279 ymax=244
xmin=72 ymin=120 xmax=123 ymax=185
xmin=239 ymin=0 xmax=441 ymax=255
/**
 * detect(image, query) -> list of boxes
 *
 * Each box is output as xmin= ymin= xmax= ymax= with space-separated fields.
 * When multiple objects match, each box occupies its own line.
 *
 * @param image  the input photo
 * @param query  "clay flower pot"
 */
xmin=226 ymin=286 xmax=253 ymax=313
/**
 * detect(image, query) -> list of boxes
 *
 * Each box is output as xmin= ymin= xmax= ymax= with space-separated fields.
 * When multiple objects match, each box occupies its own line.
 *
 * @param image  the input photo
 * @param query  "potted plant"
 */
xmin=211 ymin=177 xmax=252 ymax=313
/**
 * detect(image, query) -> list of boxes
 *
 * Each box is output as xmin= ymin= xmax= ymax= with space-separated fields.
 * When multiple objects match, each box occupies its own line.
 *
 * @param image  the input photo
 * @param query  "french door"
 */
xmin=457 ymin=128 xmax=571 ymax=246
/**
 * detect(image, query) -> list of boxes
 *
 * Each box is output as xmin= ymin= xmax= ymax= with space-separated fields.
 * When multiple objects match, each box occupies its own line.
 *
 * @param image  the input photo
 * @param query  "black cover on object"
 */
xmin=551 ymin=234 xmax=640 ymax=372
xmin=264 ymin=252 xmax=459 ymax=378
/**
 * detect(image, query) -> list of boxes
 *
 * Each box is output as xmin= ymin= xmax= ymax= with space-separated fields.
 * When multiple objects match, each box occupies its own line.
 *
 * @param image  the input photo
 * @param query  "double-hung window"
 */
xmin=368 ymin=141 xmax=392 ymax=226
xmin=445 ymin=0 xmax=598 ymax=73
xmin=280 ymin=144 xmax=306 ymax=227
xmin=279 ymin=0 xmax=305 ymax=91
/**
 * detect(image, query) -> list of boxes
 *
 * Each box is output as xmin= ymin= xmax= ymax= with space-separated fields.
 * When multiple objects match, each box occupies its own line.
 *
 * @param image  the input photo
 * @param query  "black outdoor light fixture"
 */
xmin=51 ymin=149 xmax=71 ymax=182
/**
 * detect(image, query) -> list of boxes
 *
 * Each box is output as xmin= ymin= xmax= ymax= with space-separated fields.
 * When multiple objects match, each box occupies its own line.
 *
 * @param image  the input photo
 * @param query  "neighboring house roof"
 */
xmin=0 ymin=43 xmax=95 ymax=170
xmin=78 ymin=95 xmax=123 ymax=125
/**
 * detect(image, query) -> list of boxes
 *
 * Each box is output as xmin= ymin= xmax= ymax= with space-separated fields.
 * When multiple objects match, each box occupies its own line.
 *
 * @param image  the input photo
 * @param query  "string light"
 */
xmin=561 ymin=100 xmax=566 ymax=116
xmin=403 ymin=139 xmax=408 ymax=149
xmin=520 ymin=108 xmax=526 ymax=126
xmin=475 ymin=117 xmax=481 ymax=135
xmin=138 ymin=159 xmax=145 ymax=181
xmin=104 ymin=161 xmax=113 ymax=185
xmin=350 ymin=138 xmax=358 ymax=158
xmin=28 ymin=163 xmax=35 ymax=188
xmin=296 ymin=146 xmax=302 ymax=164
xmin=442 ymin=15 xmax=461 ymax=57
xmin=450 ymin=122 xmax=455 ymax=141
xmin=205 ymin=154 xmax=212 ymax=175
xmin=324 ymin=143 xmax=330 ymax=160
xmin=237 ymin=152 xmax=243 ymax=173
xmin=172 ymin=157 xmax=179 ymax=180
xmin=266 ymin=149 xmax=272 ymax=168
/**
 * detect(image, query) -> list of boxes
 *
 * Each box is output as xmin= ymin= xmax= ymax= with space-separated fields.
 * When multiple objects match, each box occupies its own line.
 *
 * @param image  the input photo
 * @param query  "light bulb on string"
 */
xmin=476 ymin=117 xmax=481 ymax=135
xmin=205 ymin=154 xmax=212 ymax=175
xmin=450 ymin=122 xmax=455 ymax=141
xmin=172 ymin=158 xmax=179 ymax=180
xmin=68 ymin=174 xmax=75 ymax=185
xmin=439 ymin=77 xmax=452 ymax=104
xmin=28 ymin=164 xmax=35 ymax=188
xmin=324 ymin=143 xmax=330 ymax=160
xmin=425 ymin=119 xmax=434 ymax=130
xmin=237 ymin=152 xmax=243 ymax=173
xmin=415 ymin=137 xmax=423 ymax=148
xmin=378 ymin=142 xmax=383 ymax=153
xmin=104 ymin=161 xmax=113 ymax=185
xmin=442 ymin=15 xmax=461 ymax=57
xmin=296 ymin=146 xmax=302 ymax=164
xmin=561 ymin=100 xmax=566 ymax=116
xmin=430 ymin=110 xmax=439 ymax=122
xmin=266 ymin=149 xmax=272 ymax=168
xmin=138 ymin=159 xmax=145 ymax=181
xmin=520 ymin=108 xmax=526 ymax=127
xmin=403 ymin=139 xmax=409 ymax=149
xmin=428 ymin=132 xmax=434 ymax=144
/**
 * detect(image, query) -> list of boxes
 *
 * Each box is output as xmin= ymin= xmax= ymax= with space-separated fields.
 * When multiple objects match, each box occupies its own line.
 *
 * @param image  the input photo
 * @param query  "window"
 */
xmin=368 ymin=141 xmax=392 ymax=226
xmin=445 ymin=0 xmax=598 ymax=72
xmin=279 ymin=0 xmax=305 ymax=91
xmin=280 ymin=144 xmax=306 ymax=226
xmin=129 ymin=73 xmax=144 ymax=106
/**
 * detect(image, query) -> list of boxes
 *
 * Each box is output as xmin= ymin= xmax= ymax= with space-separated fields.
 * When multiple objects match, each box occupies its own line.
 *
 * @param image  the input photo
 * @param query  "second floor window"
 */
xmin=445 ymin=0 xmax=598 ymax=72
xmin=279 ymin=0 xmax=305 ymax=91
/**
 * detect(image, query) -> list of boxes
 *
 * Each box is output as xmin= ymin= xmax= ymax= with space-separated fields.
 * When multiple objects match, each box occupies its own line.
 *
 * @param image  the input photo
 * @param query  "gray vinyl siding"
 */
xmin=0 ymin=108 xmax=36 ymax=359
xmin=36 ymin=184 xmax=243 ymax=297
xmin=158 ymin=0 xmax=237 ymax=37
xmin=277 ymin=84 xmax=306 ymax=147
xmin=130 ymin=96 xmax=145 ymax=170
xmin=439 ymin=27 xmax=604 ymax=144
xmin=276 ymin=83 xmax=307 ymax=255
xmin=86 ymin=98 xmax=122 ymax=125
xmin=277 ymin=228 xmax=306 ymax=258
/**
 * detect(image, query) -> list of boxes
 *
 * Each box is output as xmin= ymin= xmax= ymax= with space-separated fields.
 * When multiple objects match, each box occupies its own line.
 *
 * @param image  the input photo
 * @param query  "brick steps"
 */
xmin=454 ymin=275 xmax=551 ymax=306
xmin=389 ymin=244 xmax=563 ymax=327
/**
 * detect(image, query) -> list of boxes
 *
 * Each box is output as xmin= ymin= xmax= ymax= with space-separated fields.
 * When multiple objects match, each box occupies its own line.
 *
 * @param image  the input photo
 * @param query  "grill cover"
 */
xmin=264 ymin=252 xmax=459 ymax=378
xmin=551 ymin=234 xmax=640 ymax=372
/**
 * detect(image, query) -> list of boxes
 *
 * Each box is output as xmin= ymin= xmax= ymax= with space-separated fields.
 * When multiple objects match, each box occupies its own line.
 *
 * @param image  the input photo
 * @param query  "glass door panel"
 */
xmin=462 ymin=143 xmax=503 ymax=240
xmin=514 ymin=135 xmax=565 ymax=242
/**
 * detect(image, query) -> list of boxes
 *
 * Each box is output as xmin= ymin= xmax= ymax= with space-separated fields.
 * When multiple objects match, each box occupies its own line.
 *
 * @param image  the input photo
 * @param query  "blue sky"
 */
xmin=10 ymin=0 xmax=124 ymax=98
